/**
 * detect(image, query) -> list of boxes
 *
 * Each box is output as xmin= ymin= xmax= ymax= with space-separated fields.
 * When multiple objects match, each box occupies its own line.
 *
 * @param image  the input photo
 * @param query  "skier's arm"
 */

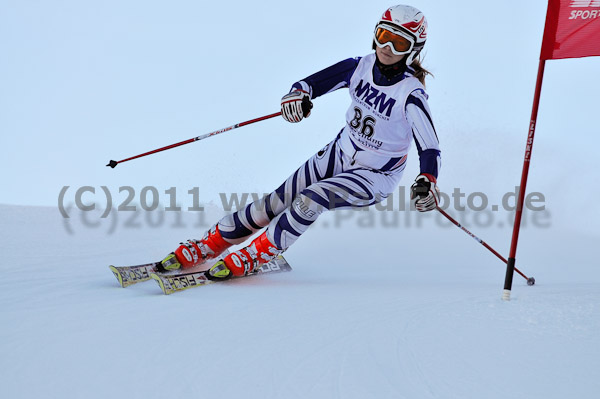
xmin=291 ymin=57 xmax=361 ymax=99
xmin=406 ymin=89 xmax=441 ymax=180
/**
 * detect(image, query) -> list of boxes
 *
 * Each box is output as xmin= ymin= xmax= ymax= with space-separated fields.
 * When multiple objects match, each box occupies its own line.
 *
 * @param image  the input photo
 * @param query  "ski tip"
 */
xmin=109 ymin=265 xmax=125 ymax=288
xmin=150 ymin=273 xmax=171 ymax=295
xmin=273 ymin=255 xmax=293 ymax=272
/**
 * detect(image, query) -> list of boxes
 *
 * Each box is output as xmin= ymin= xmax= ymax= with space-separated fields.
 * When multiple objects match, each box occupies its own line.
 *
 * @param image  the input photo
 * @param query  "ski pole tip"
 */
xmin=527 ymin=277 xmax=536 ymax=286
xmin=106 ymin=160 xmax=118 ymax=168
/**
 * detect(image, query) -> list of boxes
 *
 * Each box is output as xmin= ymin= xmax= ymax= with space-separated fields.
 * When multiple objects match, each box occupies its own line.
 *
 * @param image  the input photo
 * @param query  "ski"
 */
xmin=109 ymin=251 xmax=231 ymax=288
xmin=109 ymin=263 xmax=159 ymax=287
xmin=150 ymin=255 xmax=293 ymax=295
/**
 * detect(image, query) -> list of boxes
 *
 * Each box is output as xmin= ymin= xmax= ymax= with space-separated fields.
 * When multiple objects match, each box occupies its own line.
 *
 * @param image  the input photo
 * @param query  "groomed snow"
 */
xmin=1 ymin=204 xmax=598 ymax=399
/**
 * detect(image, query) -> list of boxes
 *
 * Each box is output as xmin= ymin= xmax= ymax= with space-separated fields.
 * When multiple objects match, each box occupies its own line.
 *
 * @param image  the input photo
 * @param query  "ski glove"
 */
xmin=281 ymin=90 xmax=313 ymax=123
xmin=410 ymin=174 xmax=440 ymax=212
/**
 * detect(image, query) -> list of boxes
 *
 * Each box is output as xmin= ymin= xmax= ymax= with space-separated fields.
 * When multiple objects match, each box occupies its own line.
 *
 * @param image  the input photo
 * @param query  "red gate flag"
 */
xmin=541 ymin=0 xmax=600 ymax=59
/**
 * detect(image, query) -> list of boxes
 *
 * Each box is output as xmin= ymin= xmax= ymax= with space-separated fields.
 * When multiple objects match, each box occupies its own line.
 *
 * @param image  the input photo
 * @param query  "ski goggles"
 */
xmin=374 ymin=24 xmax=415 ymax=55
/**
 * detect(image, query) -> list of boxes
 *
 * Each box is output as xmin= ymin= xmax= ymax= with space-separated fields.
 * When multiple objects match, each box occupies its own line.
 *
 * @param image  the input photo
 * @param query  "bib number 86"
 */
xmin=350 ymin=107 xmax=376 ymax=138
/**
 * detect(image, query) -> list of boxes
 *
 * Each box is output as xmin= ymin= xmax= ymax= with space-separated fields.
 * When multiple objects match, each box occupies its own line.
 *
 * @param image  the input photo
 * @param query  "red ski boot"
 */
xmin=205 ymin=231 xmax=282 ymax=280
xmin=160 ymin=225 xmax=232 ymax=271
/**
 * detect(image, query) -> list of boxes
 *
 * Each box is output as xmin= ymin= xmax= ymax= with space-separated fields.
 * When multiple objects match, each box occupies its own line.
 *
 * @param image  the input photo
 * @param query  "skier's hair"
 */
xmin=410 ymin=57 xmax=433 ymax=87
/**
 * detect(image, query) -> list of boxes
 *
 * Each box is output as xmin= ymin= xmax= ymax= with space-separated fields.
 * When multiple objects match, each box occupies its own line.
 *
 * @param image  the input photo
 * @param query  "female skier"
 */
xmin=159 ymin=4 xmax=441 ymax=279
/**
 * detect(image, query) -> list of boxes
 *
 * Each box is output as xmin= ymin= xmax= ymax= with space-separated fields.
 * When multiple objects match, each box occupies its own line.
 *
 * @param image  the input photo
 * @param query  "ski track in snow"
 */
xmin=1 ymin=204 xmax=599 ymax=399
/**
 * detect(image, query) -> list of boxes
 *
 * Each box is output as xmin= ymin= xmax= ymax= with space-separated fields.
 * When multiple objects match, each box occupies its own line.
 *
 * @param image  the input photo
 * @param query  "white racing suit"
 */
xmin=217 ymin=53 xmax=441 ymax=250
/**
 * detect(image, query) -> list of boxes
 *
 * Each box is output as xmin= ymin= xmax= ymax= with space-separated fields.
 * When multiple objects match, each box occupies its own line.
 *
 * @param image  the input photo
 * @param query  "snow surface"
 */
xmin=1 ymin=203 xmax=599 ymax=399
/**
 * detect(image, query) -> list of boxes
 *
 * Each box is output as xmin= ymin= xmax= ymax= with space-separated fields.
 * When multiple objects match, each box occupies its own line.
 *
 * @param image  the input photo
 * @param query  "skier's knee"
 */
xmin=293 ymin=192 xmax=324 ymax=221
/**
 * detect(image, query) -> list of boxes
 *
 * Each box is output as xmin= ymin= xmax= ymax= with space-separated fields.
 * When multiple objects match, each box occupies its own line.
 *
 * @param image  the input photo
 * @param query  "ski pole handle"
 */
xmin=107 ymin=112 xmax=282 ymax=168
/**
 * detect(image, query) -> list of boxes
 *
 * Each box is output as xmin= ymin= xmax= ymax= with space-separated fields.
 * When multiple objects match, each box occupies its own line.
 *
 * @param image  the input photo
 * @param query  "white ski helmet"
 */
xmin=373 ymin=5 xmax=427 ymax=65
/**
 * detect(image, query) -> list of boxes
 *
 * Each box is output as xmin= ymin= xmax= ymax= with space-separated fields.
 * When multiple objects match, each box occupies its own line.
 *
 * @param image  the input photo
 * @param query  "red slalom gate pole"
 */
xmin=503 ymin=60 xmax=546 ymax=301
xmin=436 ymin=207 xmax=535 ymax=285
xmin=106 ymin=112 xmax=282 ymax=168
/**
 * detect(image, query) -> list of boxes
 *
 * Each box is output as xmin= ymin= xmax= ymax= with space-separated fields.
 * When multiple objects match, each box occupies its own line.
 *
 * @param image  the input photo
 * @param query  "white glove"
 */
xmin=281 ymin=90 xmax=313 ymax=123
xmin=410 ymin=174 xmax=440 ymax=212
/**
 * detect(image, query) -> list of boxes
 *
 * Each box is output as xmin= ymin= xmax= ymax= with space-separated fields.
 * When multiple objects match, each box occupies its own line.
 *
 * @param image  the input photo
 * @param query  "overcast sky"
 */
xmin=1 ymin=0 xmax=599 ymax=236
